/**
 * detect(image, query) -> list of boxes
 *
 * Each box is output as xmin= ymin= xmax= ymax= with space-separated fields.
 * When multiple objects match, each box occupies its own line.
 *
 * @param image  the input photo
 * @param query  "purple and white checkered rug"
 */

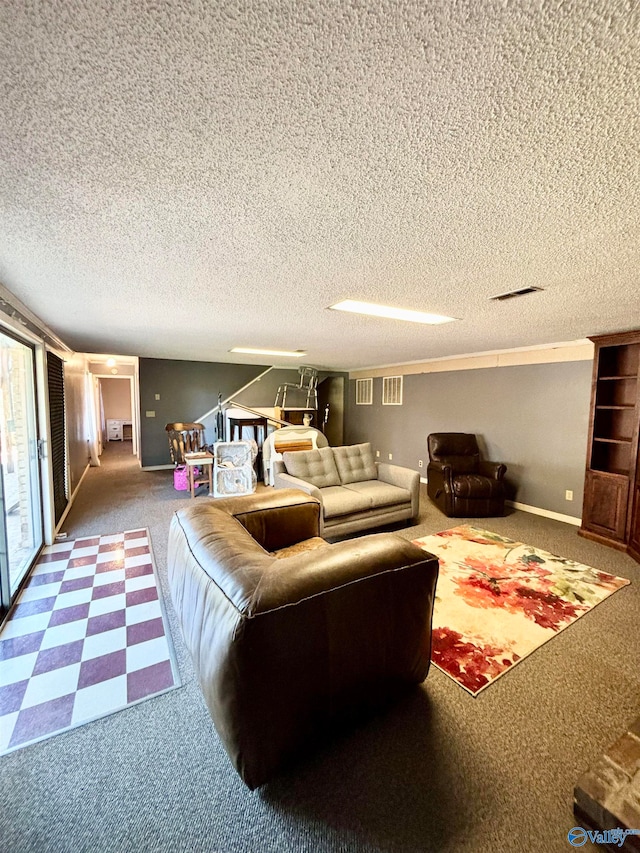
xmin=0 ymin=529 xmax=181 ymax=755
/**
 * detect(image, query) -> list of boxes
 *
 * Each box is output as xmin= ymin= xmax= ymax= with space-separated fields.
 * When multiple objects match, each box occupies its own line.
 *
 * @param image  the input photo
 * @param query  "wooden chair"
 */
xmin=165 ymin=422 xmax=206 ymax=466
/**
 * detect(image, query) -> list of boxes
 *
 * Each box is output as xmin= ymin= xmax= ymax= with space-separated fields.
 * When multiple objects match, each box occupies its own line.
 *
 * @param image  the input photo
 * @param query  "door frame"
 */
xmin=0 ymin=316 xmax=53 ymax=617
xmin=94 ymin=373 xmax=139 ymax=458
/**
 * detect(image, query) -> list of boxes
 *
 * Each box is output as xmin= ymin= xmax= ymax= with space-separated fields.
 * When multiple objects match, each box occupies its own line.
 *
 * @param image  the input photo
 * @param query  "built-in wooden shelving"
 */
xmin=579 ymin=331 xmax=640 ymax=563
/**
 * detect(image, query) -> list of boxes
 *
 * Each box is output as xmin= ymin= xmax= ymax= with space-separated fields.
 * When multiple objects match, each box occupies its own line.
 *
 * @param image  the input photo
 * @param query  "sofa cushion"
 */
xmin=271 ymin=537 xmax=329 ymax=559
xmin=319 ymin=486 xmax=372 ymax=519
xmin=332 ymin=442 xmax=378 ymax=484
xmin=282 ymin=446 xmax=341 ymax=488
xmin=342 ymin=480 xmax=412 ymax=509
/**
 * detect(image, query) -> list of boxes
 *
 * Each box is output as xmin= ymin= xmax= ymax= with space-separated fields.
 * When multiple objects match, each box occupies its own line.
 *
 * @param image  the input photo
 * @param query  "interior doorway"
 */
xmin=95 ymin=375 xmax=138 ymax=457
xmin=317 ymin=376 xmax=345 ymax=446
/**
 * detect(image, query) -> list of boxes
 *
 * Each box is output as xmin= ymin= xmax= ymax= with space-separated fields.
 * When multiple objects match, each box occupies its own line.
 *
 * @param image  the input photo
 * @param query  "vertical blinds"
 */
xmin=47 ymin=352 xmax=67 ymax=524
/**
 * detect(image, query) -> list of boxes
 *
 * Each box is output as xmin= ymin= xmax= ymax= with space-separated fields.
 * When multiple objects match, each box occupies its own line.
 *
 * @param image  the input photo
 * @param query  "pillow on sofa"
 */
xmin=333 ymin=442 xmax=378 ymax=484
xmin=282 ymin=446 xmax=341 ymax=488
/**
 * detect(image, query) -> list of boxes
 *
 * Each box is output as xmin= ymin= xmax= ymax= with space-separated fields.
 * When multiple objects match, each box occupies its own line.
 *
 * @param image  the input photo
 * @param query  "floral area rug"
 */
xmin=412 ymin=526 xmax=630 ymax=696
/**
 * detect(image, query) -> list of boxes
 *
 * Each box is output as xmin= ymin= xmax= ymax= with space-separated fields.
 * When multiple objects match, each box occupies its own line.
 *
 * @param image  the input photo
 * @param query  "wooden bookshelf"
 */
xmin=579 ymin=331 xmax=640 ymax=562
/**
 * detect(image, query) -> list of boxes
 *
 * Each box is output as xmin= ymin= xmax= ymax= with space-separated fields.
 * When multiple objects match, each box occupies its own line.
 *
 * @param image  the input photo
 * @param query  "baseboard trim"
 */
xmin=418 ymin=483 xmax=581 ymax=526
xmin=506 ymin=500 xmax=582 ymax=527
xmin=54 ymin=463 xmax=91 ymax=537
xmin=141 ymin=464 xmax=174 ymax=471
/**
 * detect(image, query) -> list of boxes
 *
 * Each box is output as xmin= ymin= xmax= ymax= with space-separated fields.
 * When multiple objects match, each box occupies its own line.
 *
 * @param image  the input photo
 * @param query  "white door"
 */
xmin=0 ymin=330 xmax=43 ymax=613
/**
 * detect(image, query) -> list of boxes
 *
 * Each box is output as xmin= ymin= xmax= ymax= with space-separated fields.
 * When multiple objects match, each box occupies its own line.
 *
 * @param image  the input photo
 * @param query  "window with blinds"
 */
xmin=355 ymin=378 xmax=373 ymax=405
xmin=47 ymin=352 xmax=68 ymax=524
xmin=382 ymin=375 xmax=403 ymax=405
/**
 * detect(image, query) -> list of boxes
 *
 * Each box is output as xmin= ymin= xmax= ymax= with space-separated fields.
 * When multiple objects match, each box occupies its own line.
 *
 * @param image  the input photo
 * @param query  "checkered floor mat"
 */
xmin=0 ymin=529 xmax=180 ymax=755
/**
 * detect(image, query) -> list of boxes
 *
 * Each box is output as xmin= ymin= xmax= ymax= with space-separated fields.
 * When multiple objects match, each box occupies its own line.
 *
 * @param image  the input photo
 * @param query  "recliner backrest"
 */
xmin=427 ymin=433 xmax=480 ymax=473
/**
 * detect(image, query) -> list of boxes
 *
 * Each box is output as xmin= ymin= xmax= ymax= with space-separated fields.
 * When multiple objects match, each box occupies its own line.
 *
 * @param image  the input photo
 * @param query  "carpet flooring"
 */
xmin=1 ymin=441 xmax=639 ymax=853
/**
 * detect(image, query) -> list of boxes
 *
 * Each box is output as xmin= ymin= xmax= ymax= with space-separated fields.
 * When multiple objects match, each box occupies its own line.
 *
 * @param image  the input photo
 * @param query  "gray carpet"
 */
xmin=2 ymin=441 xmax=639 ymax=852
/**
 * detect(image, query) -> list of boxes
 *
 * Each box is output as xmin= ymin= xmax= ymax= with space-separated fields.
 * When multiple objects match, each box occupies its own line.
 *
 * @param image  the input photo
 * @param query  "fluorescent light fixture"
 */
xmin=230 ymin=347 xmax=307 ymax=358
xmin=329 ymin=299 xmax=456 ymax=325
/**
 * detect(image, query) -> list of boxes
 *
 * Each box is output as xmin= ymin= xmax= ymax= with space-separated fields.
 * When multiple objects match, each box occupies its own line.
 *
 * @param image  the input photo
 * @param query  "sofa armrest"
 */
xmin=426 ymin=461 xmax=453 ymax=490
xmin=252 ymin=532 xmax=434 ymax=610
xmin=214 ymin=489 xmax=321 ymax=551
xmin=272 ymin=468 xmax=323 ymax=502
xmin=478 ymin=460 xmax=507 ymax=480
xmin=377 ymin=462 xmax=420 ymax=519
xmin=272 ymin=471 xmax=325 ymax=534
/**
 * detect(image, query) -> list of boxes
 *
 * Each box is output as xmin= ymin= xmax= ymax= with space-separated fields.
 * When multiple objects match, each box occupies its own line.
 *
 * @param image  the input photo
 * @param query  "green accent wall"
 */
xmin=138 ymin=359 xmax=346 ymax=467
xmin=139 ymin=359 xmax=276 ymax=466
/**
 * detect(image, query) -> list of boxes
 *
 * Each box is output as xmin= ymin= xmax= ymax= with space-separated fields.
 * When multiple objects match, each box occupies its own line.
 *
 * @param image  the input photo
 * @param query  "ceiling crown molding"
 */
xmin=0 ymin=283 xmax=73 ymax=354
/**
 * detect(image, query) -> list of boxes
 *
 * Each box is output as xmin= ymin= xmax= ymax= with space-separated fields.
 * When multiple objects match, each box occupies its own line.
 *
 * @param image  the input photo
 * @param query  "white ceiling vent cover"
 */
xmin=355 ymin=378 xmax=373 ymax=405
xmin=382 ymin=376 xmax=403 ymax=406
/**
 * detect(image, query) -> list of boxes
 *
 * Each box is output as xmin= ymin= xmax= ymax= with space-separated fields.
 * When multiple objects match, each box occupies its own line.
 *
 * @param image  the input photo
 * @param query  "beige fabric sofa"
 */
xmin=272 ymin=441 xmax=420 ymax=537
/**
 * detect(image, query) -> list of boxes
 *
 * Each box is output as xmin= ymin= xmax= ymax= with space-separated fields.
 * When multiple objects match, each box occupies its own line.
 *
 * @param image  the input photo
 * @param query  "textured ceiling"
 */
xmin=1 ymin=1 xmax=639 ymax=370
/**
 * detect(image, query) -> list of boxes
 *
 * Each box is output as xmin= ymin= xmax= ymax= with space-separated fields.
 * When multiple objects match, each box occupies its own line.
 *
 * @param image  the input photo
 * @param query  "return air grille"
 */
xmin=489 ymin=286 xmax=544 ymax=301
xmin=355 ymin=378 xmax=373 ymax=405
xmin=382 ymin=376 xmax=403 ymax=406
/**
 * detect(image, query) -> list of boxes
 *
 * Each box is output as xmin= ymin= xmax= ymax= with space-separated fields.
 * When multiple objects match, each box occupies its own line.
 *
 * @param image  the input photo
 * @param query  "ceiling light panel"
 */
xmin=230 ymin=347 xmax=307 ymax=357
xmin=329 ymin=300 xmax=456 ymax=325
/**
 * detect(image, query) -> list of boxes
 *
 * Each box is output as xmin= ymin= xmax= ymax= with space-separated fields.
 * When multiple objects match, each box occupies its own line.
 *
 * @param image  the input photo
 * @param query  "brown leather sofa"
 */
xmin=427 ymin=432 xmax=507 ymax=517
xmin=167 ymin=488 xmax=439 ymax=789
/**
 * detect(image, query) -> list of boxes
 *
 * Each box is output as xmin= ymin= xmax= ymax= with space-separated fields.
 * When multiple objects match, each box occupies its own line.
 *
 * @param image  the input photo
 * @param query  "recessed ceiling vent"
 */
xmin=489 ymin=286 xmax=544 ymax=302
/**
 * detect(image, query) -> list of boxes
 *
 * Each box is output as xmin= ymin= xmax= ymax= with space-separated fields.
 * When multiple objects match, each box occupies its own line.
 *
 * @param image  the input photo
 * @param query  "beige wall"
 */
xmin=100 ymin=377 xmax=131 ymax=420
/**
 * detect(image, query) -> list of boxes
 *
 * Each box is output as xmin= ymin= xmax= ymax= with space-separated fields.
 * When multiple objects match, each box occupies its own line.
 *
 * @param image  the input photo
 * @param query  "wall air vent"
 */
xmin=489 ymin=286 xmax=544 ymax=302
xmin=382 ymin=376 xmax=403 ymax=406
xmin=355 ymin=378 xmax=373 ymax=405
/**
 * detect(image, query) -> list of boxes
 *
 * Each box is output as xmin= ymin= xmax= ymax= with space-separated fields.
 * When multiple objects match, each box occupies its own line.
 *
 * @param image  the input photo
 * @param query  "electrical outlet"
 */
xmin=145 ymin=410 xmax=156 ymax=418
xmin=155 ymin=393 xmax=160 ymax=401
xmin=565 ymin=489 xmax=574 ymax=501
xmin=376 ymin=450 xmax=380 ymax=458
xmin=418 ymin=460 xmax=423 ymax=468
xmin=388 ymin=453 xmax=393 ymax=461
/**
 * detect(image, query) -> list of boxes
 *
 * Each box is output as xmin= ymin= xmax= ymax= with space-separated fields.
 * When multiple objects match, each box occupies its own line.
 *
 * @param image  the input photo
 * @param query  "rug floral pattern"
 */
xmin=413 ymin=526 xmax=630 ymax=695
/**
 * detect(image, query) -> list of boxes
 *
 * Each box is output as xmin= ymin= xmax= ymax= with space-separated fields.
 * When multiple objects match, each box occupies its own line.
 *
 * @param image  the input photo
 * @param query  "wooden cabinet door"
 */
xmin=582 ymin=471 xmax=629 ymax=542
xmin=628 ymin=479 xmax=640 ymax=561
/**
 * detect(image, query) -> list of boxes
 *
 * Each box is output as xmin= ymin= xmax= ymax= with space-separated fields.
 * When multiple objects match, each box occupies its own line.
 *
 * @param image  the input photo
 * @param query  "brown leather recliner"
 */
xmin=427 ymin=433 xmax=507 ymax=517
xmin=167 ymin=488 xmax=439 ymax=789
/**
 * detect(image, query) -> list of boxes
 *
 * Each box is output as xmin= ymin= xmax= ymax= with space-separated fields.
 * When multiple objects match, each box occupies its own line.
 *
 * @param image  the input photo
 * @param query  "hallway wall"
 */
xmin=100 ymin=378 xmax=132 ymax=421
